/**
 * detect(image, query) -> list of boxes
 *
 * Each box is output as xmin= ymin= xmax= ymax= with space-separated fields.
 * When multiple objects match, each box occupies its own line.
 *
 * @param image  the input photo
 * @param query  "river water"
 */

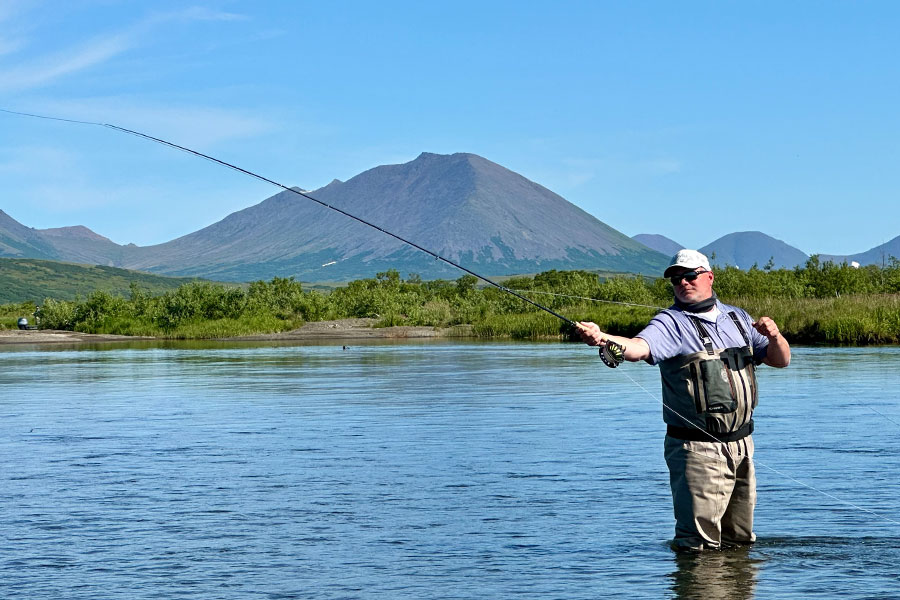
xmin=0 ymin=341 xmax=898 ymax=599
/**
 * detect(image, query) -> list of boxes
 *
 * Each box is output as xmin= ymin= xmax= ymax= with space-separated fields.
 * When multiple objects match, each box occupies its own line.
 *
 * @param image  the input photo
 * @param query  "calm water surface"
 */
xmin=1 ymin=341 xmax=898 ymax=599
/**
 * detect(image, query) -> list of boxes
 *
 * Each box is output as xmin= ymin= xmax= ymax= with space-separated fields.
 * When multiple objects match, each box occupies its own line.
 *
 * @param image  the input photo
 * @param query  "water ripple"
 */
xmin=0 ymin=343 xmax=898 ymax=598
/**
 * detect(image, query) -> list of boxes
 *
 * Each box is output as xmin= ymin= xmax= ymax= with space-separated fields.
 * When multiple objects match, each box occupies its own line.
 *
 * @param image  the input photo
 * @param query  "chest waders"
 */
xmin=659 ymin=312 xmax=759 ymax=442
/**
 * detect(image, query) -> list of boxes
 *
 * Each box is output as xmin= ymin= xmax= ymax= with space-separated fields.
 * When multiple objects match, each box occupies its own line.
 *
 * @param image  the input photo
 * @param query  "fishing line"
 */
xmin=1 ymin=108 xmax=577 ymax=326
xmin=867 ymin=406 xmax=900 ymax=428
xmin=509 ymin=288 xmax=666 ymax=311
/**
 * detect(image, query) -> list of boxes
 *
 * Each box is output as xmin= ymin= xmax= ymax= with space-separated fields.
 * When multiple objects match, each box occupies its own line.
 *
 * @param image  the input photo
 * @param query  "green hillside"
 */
xmin=0 ymin=258 xmax=207 ymax=304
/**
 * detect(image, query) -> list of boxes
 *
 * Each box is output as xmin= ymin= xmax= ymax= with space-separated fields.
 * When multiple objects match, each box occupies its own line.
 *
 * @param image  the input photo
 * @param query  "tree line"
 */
xmin=8 ymin=256 xmax=900 ymax=344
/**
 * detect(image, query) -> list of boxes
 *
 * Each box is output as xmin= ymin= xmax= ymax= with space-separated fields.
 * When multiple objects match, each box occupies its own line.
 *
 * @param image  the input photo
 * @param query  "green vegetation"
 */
xmin=0 ymin=257 xmax=202 ymax=303
xmin=2 ymin=256 xmax=899 ymax=345
xmin=29 ymin=278 xmax=321 ymax=339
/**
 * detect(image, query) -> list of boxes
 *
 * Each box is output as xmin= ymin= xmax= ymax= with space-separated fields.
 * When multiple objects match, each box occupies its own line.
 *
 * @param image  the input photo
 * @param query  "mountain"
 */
xmin=700 ymin=231 xmax=809 ymax=270
xmin=115 ymin=152 xmax=668 ymax=281
xmin=632 ymin=233 xmax=683 ymax=257
xmin=820 ymin=234 xmax=900 ymax=267
xmin=0 ymin=211 xmax=134 ymax=265
xmin=36 ymin=225 xmax=133 ymax=266
xmin=0 ymin=210 xmax=60 ymax=260
xmin=27 ymin=152 xmax=898 ymax=281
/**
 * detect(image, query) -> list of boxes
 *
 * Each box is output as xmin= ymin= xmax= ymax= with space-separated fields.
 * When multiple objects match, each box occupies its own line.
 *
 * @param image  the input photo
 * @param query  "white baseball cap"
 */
xmin=664 ymin=249 xmax=711 ymax=277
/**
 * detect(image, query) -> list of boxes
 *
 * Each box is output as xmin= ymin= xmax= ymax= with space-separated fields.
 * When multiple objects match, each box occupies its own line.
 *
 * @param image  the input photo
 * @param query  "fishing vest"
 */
xmin=659 ymin=312 xmax=759 ymax=442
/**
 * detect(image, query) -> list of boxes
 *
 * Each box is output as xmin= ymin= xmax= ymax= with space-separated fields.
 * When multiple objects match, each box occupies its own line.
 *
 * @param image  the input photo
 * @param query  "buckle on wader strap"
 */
xmin=689 ymin=316 xmax=716 ymax=355
xmin=666 ymin=419 xmax=754 ymax=443
xmin=689 ymin=311 xmax=754 ymax=356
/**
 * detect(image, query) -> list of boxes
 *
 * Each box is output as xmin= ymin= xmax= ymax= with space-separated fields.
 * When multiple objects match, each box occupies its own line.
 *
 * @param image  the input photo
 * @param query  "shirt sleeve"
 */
xmin=637 ymin=311 xmax=687 ymax=365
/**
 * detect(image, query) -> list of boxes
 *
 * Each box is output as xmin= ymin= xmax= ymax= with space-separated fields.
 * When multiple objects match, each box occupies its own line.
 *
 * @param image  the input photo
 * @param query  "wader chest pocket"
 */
xmin=723 ymin=346 xmax=758 ymax=409
xmin=690 ymin=359 xmax=738 ymax=414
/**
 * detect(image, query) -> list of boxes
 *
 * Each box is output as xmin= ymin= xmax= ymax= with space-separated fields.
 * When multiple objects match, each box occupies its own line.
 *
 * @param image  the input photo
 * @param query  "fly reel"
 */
xmin=600 ymin=340 xmax=626 ymax=368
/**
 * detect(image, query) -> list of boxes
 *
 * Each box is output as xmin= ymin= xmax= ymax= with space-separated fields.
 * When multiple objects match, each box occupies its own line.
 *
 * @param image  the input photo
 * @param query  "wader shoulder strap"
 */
xmin=687 ymin=316 xmax=715 ymax=355
xmin=727 ymin=311 xmax=752 ymax=349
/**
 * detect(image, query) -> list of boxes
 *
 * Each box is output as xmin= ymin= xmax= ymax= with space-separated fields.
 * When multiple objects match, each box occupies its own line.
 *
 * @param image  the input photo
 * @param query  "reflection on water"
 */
xmin=669 ymin=545 xmax=760 ymax=600
xmin=0 ymin=342 xmax=898 ymax=599
xmin=668 ymin=535 xmax=900 ymax=600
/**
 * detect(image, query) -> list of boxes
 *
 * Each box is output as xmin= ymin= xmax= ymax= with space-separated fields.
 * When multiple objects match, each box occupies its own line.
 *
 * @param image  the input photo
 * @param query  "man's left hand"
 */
xmin=753 ymin=316 xmax=781 ymax=339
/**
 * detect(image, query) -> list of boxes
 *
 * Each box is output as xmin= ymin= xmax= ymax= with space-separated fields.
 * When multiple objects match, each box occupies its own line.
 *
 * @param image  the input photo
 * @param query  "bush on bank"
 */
xmin=34 ymin=279 xmax=312 ymax=338
xmin=4 ymin=256 xmax=900 ymax=344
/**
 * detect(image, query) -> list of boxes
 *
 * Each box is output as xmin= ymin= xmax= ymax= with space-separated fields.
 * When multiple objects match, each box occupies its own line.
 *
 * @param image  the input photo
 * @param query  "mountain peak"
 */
xmin=110 ymin=151 xmax=667 ymax=281
xmin=700 ymin=231 xmax=808 ymax=269
xmin=39 ymin=225 xmax=113 ymax=243
xmin=415 ymin=151 xmax=474 ymax=161
xmin=409 ymin=152 xmax=501 ymax=174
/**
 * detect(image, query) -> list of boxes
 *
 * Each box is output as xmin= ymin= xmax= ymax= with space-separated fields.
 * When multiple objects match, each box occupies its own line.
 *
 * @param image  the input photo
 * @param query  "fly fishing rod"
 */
xmin=1 ymin=108 xmax=578 ymax=327
xmin=14 ymin=110 xmax=899 ymax=527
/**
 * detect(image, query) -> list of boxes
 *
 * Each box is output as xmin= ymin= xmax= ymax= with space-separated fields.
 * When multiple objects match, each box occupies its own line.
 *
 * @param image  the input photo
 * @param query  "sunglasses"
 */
xmin=670 ymin=269 xmax=708 ymax=285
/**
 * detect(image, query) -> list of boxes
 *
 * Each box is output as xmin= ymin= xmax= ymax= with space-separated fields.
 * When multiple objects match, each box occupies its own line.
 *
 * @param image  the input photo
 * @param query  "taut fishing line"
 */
xmin=867 ymin=405 xmax=900 ymax=428
xmin=5 ymin=107 xmax=896 ymax=526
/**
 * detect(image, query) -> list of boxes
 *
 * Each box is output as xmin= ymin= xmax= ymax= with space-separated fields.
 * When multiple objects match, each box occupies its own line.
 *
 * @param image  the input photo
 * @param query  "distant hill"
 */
xmin=632 ymin=233 xmax=683 ymax=257
xmin=820 ymin=234 xmax=900 ymax=267
xmin=0 ymin=210 xmax=137 ymax=265
xmin=700 ymin=231 xmax=809 ymax=270
xmin=112 ymin=152 xmax=669 ymax=281
xmin=0 ymin=210 xmax=60 ymax=260
xmin=36 ymin=225 xmax=135 ymax=266
xmin=0 ymin=258 xmax=204 ymax=304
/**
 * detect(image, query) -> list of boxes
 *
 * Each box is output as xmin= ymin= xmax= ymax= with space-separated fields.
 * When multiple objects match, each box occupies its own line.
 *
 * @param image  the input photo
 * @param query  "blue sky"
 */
xmin=1 ymin=1 xmax=898 ymax=256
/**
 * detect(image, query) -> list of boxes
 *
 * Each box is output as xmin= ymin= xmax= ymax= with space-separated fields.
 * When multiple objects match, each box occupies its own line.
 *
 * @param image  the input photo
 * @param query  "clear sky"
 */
xmin=1 ymin=1 xmax=898 ymax=255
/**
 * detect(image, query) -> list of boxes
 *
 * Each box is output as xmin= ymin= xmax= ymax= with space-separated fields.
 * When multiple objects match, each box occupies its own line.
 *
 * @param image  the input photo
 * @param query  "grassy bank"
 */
xmin=2 ymin=258 xmax=899 ymax=345
xmin=0 ymin=257 xmax=203 ymax=304
xmin=736 ymin=294 xmax=900 ymax=345
xmin=468 ymin=295 xmax=900 ymax=345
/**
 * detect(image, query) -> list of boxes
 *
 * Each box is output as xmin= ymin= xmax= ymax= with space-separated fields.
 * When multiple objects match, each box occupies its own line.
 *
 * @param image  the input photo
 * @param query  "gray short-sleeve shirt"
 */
xmin=637 ymin=301 xmax=770 ymax=365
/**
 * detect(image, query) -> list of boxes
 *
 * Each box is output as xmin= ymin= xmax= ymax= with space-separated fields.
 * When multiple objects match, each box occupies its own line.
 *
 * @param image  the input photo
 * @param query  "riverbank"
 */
xmin=6 ymin=292 xmax=900 ymax=346
xmin=222 ymin=318 xmax=472 ymax=341
xmin=13 ymin=265 xmax=900 ymax=346
xmin=0 ymin=319 xmax=473 ymax=345
xmin=0 ymin=329 xmax=153 ymax=344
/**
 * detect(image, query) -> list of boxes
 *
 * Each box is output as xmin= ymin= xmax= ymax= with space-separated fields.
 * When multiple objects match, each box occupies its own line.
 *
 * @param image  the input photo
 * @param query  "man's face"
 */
xmin=669 ymin=267 xmax=714 ymax=304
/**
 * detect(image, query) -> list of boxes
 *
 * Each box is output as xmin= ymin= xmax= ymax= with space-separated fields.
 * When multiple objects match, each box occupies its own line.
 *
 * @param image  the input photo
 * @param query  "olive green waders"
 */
xmin=664 ymin=435 xmax=756 ymax=551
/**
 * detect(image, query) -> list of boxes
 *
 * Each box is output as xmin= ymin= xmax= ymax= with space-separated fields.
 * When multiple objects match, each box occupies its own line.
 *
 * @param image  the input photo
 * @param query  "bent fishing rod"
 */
xmin=2 ymin=108 xmax=578 ymax=326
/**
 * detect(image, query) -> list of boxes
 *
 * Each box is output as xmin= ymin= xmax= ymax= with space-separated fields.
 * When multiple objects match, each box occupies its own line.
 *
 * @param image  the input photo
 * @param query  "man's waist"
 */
xmin=666 ymin=419 xmax=753 ymax=443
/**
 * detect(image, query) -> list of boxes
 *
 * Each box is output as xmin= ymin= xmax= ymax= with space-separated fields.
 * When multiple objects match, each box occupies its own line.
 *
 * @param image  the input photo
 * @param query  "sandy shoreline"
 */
xmin=0 ymin=318 xmax=470 ymax=345
xmin=0 ymin=329 xmax=153 ymax=344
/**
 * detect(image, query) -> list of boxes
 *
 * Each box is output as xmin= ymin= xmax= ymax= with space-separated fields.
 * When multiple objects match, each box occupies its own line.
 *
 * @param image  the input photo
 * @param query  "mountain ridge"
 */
xmin=2 ymin=153 xmax=667 ymax=281
xmin=820 ymin=235 xmax=900 ymax=267
xmin=632 ymin=233 xmax=683 ymax=257
xmin=3 ymin=152 xmax=897 ymax=280
xmin=699 ymin=231 xmax=810 ymax=270
xmin=0 ymin=210 xmax=59 ymax=260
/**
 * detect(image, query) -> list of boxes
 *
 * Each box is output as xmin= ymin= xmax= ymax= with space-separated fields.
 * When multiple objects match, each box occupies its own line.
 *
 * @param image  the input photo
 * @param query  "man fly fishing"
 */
xmin=576 ymin=249 xmax=791 ymax=552
xmin=1 ymin=110 xmax=793 ymax=552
